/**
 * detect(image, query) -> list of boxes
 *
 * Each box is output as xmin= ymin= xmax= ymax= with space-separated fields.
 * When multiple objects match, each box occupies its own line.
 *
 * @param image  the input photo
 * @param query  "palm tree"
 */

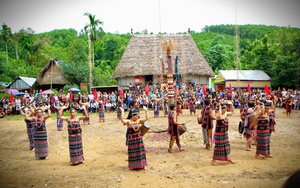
xmin=1 ymin=23 xmax=12 ymax=63
xmin=84 ymin=12 xmax=103 ymax=87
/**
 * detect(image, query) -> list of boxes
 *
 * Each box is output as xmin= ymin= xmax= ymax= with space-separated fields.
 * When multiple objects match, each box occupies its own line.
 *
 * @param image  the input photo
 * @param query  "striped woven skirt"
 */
xmin=68 ymin=122 xmax=84 ymax=164
xmin=25 ymin=120 xmax=35 ymax=150
xmin=127 ymin=128 xmax=147 ymax=169
xmin=256 ymin=118 xmax=270 ymax=156
xmin=34 ymin=126 xmax=48 ymax=158
xmin=57 ymin=117 xmax=63 ymax=131
xmin=189 ymin=104 xmax=196 ymax=113
xmin=98 ymin=106 xmax=105 ymax=121
xmin=117 ymin=107 xmax=122 ymax=119
xmin=213 ymin=120 xmax=231 ymax=161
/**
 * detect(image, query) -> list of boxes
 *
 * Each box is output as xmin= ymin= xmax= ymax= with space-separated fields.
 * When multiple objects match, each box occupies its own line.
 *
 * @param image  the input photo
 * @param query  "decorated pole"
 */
xmin=160 ymin=56 xmax=164 ymax=84
xmin=161 ymin=40 xmax=176 ymax=105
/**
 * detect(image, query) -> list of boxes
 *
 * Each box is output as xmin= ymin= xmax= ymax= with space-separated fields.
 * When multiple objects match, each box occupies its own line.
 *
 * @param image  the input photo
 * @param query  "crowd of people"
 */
xmin=0 ymin=82 xmax=299 ymax=169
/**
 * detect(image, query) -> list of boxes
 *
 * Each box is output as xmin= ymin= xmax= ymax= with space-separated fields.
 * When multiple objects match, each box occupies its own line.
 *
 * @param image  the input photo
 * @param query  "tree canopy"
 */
xmin=0 ymin=23 xmax=299 ymax=89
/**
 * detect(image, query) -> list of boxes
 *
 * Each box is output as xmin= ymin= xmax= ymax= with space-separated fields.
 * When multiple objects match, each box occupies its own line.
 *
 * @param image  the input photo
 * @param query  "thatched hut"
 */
xmin=36 ymin=59 xmax=68 ymax=90
xmin=113 ymin=34 xmax=214 ymax=86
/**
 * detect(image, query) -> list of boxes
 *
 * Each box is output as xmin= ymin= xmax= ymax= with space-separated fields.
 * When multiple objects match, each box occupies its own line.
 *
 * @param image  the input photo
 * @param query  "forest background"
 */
xmin=1 ymin=23 xmax=300 ymax=90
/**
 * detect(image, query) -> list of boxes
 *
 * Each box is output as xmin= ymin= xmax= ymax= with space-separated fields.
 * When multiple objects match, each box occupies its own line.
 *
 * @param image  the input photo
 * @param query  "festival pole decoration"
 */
xmin=161 ymin=39 xmax=176 ymax=105
xmin=160 ymin=56 xmax=164 ymax=84
xmin=175 ymin=56 xmax=181 ymax=89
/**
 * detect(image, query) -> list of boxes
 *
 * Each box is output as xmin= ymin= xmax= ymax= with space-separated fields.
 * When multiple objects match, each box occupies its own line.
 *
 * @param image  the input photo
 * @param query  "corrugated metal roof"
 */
xmin=9 ymin=76 xmax=36 ymax=89
xmin=219 ymin=70 xmax=270 ymax=81
xmin=19 ymin=77 xmax=36 ymax=86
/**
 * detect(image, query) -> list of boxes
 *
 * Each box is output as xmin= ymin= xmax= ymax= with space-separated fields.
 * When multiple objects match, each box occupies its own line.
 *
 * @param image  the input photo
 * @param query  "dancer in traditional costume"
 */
xmin=80 ymin=94 xmax=90 ymax=125
xmin=167 ymin=104 xmax=186 ymax=153
xmin=153 ymin=100 xmax=160 ymax=118
xmin=20 ymin=105 xmax=36 ymax=150
xmin=117 ymin=96 xmax=122 ymax=119
xmin=120 ymin=106 xmax=148 ymax=170
xmin=176 ymin=95 xmax=183 ymax=115
xmin=52 ymin=102 xmax=69 ymax=131
xmin=25 ymin=107 xmax=51 ymax=160
xmin=284 ymin=92 xmax=293 ymax=118
xmin=59 ymin=106 xmax=88 ymax=165
xmin=255 ymin=100 xmax=271 ymax=159
xmin=189 ymin=96 xmax=196 ymax=115
xmin=201 ymin=99 xmax=215 ymax=149
xmin=240 ymin=101 xmax=256 ymax=151
xmin=212 ymin=101 xmax=235 ymax=165
xmin=97 ymin=98 xmax=105 ymax=122
xmin=265 ymin=101 xmax=276 ymax=136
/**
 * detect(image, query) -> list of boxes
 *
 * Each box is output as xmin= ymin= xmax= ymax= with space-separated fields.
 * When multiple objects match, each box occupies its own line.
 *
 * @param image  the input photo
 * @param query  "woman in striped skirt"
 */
xmin=120 ymin=106 xmax=149 ymax=170
xmin=153 ymin=100 xmax=160 ymax=118
xmin=53 ymin=102 xmax=69 ymax=131
xmin=25 ymin=107 xmax=51 ymax=160
xmin=212 ymin=101 xmax=235 ymax=166
xmin=59 ymin=106 xmax=88 ymax=165
xmin=255 ymin=101 xmax=271 ymax=159
xmin=188 ymin=96 xmax=196 ymax=115
xmin=20 ymin=106 xmax=35 ymax=150
xmin=265 ymin=101 xmax=276 ymax=136
xmin=80 ymin=94 xmax=90 ymax=125
xmin=98 ymin=98 xmax=105 ymax=122
xmin=117 ymin=96 xmax=122 ymax=119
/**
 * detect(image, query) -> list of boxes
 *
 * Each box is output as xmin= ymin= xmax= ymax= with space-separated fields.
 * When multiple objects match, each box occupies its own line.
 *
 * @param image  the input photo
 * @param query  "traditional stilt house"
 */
xmin=36 ymin=59 xmax=68 ymax=90
xmin=112 ymin=34 xmax=214 ymax=87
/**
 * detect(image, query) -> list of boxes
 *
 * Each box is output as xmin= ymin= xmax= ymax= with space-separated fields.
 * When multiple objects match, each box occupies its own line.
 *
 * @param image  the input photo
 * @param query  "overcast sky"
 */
xmin=0 ymin=0 xmax=299 ymax=34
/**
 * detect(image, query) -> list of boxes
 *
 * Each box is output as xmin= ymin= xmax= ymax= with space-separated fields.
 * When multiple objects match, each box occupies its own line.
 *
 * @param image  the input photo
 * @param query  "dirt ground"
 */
xmin=0 ymin=107 xmax=299 ymax=188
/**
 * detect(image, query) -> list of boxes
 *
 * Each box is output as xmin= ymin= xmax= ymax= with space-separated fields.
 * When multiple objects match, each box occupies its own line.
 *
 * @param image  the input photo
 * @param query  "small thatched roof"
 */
xmin=36 ymin=59 xmax=68 ymax=85
xmin=113 ymin=34 xmax=214 ymax=78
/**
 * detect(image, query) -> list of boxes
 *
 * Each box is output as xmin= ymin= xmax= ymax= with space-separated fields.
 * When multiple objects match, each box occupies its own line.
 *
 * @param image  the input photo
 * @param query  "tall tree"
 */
xmin=10 ymin=29 xmax=26 ymax=59
xmin=84 ymin=12 xmax=103 ymax=87
xmin=1 ymin=23 xmax=12 ymax=63
xmin=61 ymin=38 xmax=88 ymax=85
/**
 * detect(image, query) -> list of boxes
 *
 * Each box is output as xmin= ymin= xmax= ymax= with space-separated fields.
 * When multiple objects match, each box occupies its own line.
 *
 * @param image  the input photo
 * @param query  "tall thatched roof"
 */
xmin=113 ymin=34 xmax=214 ymax=78
xmin=36 ymin=59 xmax=68 ymax=85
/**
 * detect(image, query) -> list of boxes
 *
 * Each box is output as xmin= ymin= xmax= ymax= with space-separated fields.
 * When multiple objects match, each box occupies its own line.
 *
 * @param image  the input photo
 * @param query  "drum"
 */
xmin=141 ymin=122 xmax=150 ymax=136
xmin=197 ymin=115 xmax=202 ymax=124
xmin=178 ymin=125 xmax=187 ymax=136
xmin=238 ymin=121 xmax=244 ymax=134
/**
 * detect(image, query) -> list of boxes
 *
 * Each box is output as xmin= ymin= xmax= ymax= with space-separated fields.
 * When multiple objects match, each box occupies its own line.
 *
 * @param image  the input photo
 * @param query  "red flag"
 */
xmin=119 ymin=87 xmax=124 ymax=99
xmin=264 ymin=85 xmax=270 ymax=96
xmin=247 ymin=83 xmax=251 ymax=93
xmin=93 ymin=89 xmax=98 ymax=101
xmin=202 ymin=85 xmax=207 ymax=95
xmin=9 ymin=91 xmax=14 ymax=103
xmin=145 ymin=84 xmax=149 ymax=97
xmin=69 ymin=89 xmax=73 ymax=101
